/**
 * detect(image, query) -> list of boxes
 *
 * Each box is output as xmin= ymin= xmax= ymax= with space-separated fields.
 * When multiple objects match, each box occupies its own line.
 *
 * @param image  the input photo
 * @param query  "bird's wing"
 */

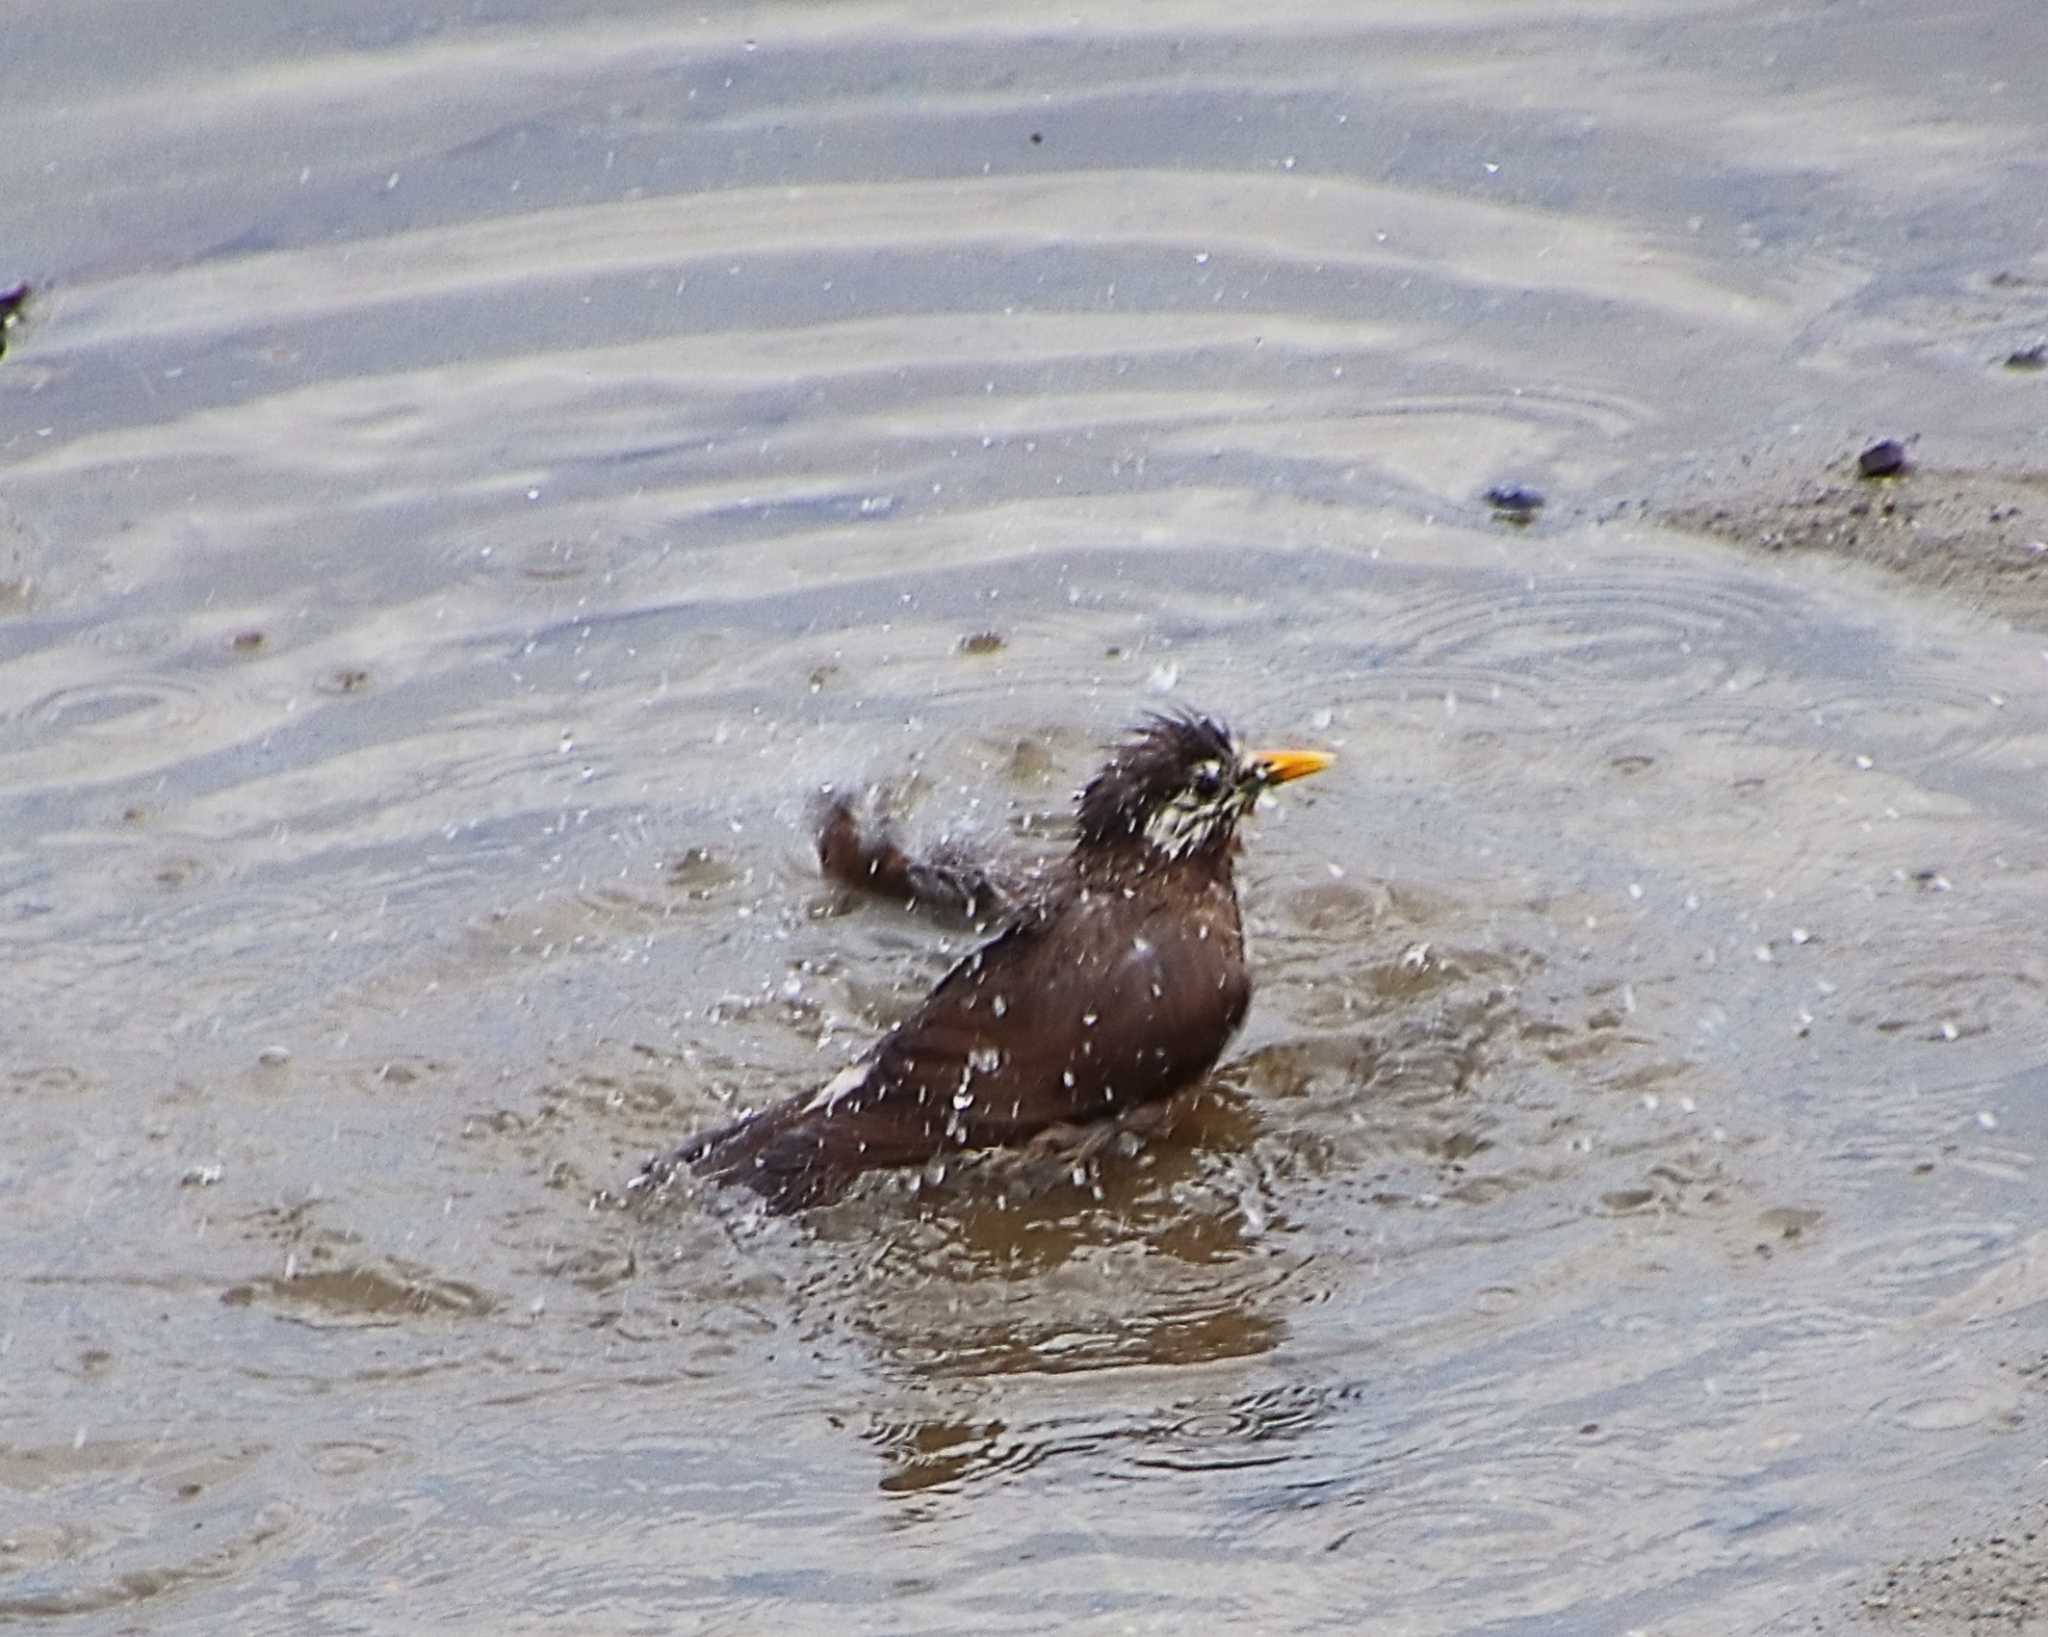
xmin=678 ymin=902 xmax=1060 ymax=1203
xmin=684 ymin=882 xmax=1248 ymax=1207
xmin=822 ymin=884 xmax=1250 ymax=1149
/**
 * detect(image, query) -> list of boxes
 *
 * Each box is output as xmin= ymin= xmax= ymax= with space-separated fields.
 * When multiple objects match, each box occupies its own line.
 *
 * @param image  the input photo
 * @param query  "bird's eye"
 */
xmin=1192 ymin=764 xmax=1225 ymax=799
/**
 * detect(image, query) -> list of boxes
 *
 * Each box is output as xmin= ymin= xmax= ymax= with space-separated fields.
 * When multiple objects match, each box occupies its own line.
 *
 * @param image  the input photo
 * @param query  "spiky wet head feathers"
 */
xmin=1075 ymin=711 xmax=1251 ymax=857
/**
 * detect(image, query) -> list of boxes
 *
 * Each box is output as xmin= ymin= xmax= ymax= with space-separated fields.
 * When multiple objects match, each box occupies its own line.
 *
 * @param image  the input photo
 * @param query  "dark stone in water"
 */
xmin=2005 ymin=342 xmax=2046 ymax=371
xmin=0 ymin=280 xmax=28 ymax=358
xmin=1857 ymin=439 xmax=1909 ymax=478
xmin=1485 ymin=483 xmax=1545 ymax=520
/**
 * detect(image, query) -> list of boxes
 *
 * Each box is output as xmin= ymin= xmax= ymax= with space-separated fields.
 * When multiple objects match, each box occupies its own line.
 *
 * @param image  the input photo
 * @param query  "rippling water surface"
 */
xmin=4 ymin=2 xmax=2045 ymax=1631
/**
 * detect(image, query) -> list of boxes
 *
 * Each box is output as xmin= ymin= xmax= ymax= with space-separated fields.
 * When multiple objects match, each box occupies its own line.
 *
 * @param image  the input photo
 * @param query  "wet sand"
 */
xmin=1844 ymin=1495 xmax=2048 ymax=1632
xmin=1667 ymin=462 xmax=2048 ymax=635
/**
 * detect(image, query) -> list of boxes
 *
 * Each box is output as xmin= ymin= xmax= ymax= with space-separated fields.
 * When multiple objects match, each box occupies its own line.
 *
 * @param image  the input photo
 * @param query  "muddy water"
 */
xmin=4 ymin=2 xmax=2046 ymax=1631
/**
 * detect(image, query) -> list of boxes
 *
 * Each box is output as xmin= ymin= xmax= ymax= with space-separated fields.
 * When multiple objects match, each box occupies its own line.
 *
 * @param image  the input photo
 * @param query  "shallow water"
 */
xmin=4 ymin=1 xmax=2046 ymax=1631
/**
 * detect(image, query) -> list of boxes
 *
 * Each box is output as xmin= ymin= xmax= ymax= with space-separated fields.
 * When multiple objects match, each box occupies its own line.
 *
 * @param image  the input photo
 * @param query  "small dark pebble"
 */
xmin=0 ymin=280 xmax=27 ymax=359
xmin=2005 ymin=343 xmax=2046 ymax=371
xmin=956 ymin=630 xmax=1006 ymax=656
xmin=1484 ymin=483 xmax=1545 ymax=519
xmin=1857 ymin=439 xmax=1909 ymax=478
xmin=231 ymin=629 xmax=266 ymax=652
xmin=1029 ymin=131 xmax=1043 ymax=145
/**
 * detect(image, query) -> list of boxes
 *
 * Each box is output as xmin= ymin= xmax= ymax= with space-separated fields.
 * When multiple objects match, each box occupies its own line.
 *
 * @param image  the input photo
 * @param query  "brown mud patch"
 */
xmin=1841 ymin=1497 xmax=2048 ymax=1633
xmin=1665 ymin=465 xmax=2048 ymax=631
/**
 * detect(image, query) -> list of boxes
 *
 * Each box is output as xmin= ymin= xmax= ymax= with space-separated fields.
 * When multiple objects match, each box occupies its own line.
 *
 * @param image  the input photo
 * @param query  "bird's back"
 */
xmin=684 ymin=847 xmax=1250 ymax=1209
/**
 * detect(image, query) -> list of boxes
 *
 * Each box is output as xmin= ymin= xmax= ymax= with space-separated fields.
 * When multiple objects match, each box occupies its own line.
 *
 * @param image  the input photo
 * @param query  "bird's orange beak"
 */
xmin=1251 ymin=748 xmax=1335 ymax=786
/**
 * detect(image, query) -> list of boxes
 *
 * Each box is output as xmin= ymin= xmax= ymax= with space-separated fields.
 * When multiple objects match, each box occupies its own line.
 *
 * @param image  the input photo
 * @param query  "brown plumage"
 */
xmin=666 ymin=711 xmax=1331 ymax=1211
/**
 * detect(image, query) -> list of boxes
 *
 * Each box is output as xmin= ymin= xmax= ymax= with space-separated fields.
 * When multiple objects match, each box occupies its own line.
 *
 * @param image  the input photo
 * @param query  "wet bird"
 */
xmin=668 ymin=711 xmax=1332 ymax=1211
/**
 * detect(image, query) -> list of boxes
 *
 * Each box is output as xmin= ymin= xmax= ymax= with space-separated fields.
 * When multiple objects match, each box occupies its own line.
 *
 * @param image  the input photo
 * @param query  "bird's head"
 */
xmin=1074 ymin=710 xmax=1333 ymax=860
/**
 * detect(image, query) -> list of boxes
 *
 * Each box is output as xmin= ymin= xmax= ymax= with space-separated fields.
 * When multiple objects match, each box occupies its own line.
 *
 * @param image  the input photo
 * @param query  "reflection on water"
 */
xmin=4 ymin=0 xmax=2046 ymax=1630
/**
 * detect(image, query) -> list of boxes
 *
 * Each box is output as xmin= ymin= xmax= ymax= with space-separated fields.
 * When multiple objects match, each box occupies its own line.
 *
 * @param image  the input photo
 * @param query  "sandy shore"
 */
xmin=1665 ymin=461 xmax=2048 ymax=633
xmin=1833 ymin=1492 xmax=2048 ymax=1633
